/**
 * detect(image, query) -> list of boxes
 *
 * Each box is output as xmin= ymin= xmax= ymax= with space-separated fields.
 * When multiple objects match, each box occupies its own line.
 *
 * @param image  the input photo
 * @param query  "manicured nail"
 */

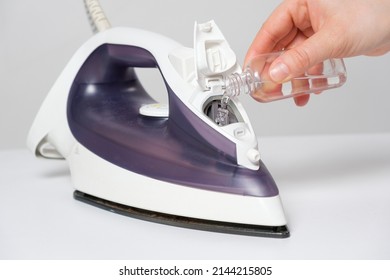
xmin=270 ymin=62 xmax=290 ymax=82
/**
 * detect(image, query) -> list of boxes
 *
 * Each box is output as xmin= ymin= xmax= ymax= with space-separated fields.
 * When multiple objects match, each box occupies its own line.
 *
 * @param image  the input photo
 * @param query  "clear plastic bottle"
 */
xmin=224 ymin=52 xmax=347 ymax=102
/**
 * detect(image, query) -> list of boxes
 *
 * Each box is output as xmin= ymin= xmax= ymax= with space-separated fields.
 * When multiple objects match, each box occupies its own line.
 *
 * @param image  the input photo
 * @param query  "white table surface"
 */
xmin=1 ymin=133 xmax=389 ymax=260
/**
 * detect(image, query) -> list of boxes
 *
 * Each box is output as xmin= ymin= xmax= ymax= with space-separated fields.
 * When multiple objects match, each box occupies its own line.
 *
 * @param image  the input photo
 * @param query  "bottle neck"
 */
xmin=225 ymin=68 xmax=256 ymax=98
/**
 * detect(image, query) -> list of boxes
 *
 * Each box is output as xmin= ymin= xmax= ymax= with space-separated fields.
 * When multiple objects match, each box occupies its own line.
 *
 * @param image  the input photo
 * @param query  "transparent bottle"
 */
xmin=224 ymin=52 xmax=347 ymax=102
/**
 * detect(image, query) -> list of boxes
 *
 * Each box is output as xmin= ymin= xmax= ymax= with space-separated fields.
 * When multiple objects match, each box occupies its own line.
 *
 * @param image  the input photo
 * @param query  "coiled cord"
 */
xmin=84 ymin=0 xmax=111 ymax=33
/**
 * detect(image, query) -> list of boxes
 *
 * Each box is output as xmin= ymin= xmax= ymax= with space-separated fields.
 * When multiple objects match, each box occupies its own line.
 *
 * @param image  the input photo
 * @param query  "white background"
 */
xmin=1 ymin=0 xmax=390 ymax=150
xmin=1 ymin=134 xmax=390 ymax=260
xmin=1 ymin=0 xmax=390 ymax=262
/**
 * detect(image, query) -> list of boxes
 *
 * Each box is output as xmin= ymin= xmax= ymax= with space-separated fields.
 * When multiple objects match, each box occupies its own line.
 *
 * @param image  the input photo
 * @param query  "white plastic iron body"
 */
xmin=27 ymin=21 xmax=289 ymax=237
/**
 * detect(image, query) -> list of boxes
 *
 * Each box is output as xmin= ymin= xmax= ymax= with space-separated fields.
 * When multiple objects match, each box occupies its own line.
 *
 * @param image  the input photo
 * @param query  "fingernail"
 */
xmin=270 ymin=62 xmax=290 ymax=82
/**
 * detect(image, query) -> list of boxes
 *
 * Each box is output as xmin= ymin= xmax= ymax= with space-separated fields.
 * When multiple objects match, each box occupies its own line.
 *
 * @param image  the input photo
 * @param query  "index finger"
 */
xmin=245 ymin=1 xmax=300 ymax=63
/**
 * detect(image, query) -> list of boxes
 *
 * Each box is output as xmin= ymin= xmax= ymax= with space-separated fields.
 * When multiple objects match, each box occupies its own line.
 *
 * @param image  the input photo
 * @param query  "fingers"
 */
xmin=269 ymin=30 xmax=336 ymax=82
xmin=245 ymin=1 xmax=297 ymax=64
xmin=245 ymin=0 xmax=334 ymax=82
xmin=244 ymin=0 xmax=390 ymax=107
xmin=294 ymin=95 xmax=310 ymax=106
xmin=364 ymin=42 xmax=390 ymax=56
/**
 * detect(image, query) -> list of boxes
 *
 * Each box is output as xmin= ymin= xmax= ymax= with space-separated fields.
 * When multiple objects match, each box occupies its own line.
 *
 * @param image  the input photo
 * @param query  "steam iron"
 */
xmin=27 ymin=12 xmax=289 ymax=237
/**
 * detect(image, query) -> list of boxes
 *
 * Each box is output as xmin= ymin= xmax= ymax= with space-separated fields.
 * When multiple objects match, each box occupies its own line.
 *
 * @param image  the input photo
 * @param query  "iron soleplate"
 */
xmin=74 ymin=190 xmax=290 ymax=238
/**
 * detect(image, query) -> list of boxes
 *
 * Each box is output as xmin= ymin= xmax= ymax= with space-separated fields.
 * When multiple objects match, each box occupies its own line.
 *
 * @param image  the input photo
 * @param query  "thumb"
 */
xmin=269 ymin=32 xmax=334 ymax=83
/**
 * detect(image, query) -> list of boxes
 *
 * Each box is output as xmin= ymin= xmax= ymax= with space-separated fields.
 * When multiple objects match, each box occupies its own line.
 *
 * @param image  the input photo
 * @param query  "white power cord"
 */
xmin=84 ymin=0 xmax=111 ymax=33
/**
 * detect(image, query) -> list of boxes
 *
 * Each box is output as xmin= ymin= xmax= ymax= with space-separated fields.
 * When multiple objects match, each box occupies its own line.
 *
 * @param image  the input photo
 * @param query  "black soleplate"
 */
xmin=74 ymin=190 xmax=290 ymax=238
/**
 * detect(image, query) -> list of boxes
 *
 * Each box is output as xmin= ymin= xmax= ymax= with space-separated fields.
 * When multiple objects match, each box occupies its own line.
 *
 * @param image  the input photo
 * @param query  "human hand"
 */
xmin=245 ymin=0 xmax=390 ymax=106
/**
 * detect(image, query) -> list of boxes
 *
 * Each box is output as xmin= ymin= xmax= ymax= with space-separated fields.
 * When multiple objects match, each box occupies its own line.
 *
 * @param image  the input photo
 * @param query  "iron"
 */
xmin=27 ymin=13 xmax=289 ymax=237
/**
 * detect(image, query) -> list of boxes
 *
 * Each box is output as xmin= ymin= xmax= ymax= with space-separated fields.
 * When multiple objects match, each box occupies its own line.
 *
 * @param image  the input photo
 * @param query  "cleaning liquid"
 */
xmin=214 ymin=95 xmax=230 ymax=126
xmin=223 ymin=52 xmax=347 ymax=103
